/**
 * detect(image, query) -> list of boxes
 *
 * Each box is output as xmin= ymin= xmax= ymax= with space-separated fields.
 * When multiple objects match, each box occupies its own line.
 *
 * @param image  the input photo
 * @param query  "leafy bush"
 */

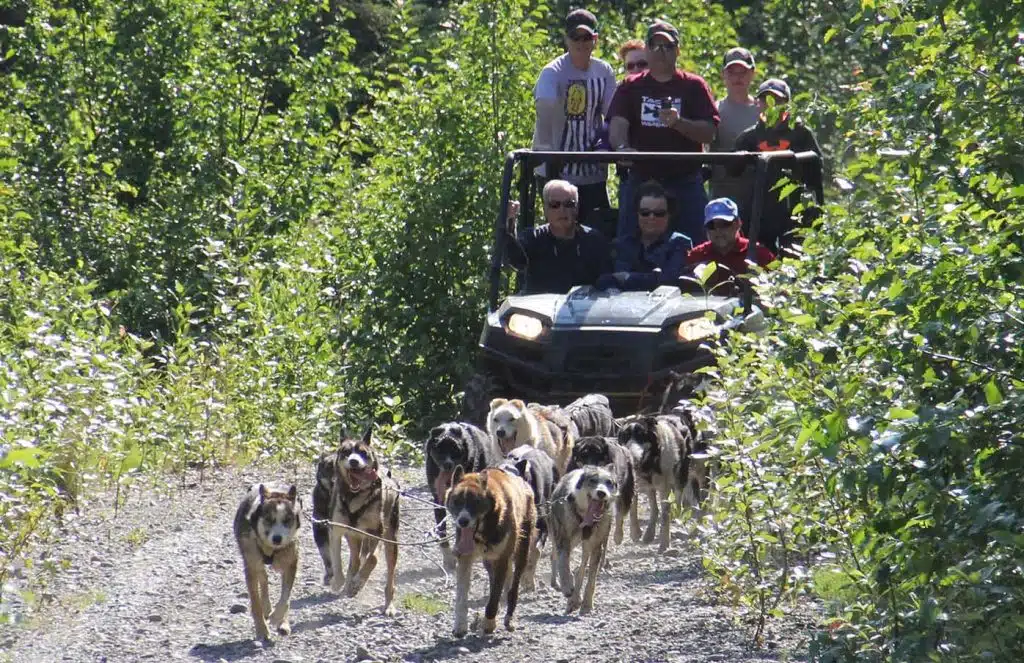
xmin=699 ymin=1 xmax=1024 ymax=659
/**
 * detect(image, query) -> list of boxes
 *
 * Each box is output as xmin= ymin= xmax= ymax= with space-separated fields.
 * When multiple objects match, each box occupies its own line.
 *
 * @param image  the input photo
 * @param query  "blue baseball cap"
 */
xmin=704 ymin=198 xmax=740 ymax=225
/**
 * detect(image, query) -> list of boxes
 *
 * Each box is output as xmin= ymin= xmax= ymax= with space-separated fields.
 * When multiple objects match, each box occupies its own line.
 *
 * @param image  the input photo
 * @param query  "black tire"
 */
xmin=460 ymin=371 xmax=506 ymax=428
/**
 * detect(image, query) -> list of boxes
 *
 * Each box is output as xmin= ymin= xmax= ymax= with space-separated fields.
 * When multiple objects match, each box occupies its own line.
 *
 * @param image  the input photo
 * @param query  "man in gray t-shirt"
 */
xmin=709 ymin=47 xmax=761 ymax=216
xmin=532 ymin=9 xmax=617 ymax=230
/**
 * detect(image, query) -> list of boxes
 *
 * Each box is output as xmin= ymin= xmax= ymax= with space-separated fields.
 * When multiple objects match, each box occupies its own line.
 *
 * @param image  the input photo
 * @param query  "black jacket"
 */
xmin=733 ymin=115 xmax=822 ymax=249
xmin=505 ymin=224 xmax=612 ymax=294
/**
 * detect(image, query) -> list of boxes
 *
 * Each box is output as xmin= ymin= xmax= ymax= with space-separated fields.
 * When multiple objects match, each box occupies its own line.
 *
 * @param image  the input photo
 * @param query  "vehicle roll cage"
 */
xmin=489 ymin=149 xmax=824 ymax=312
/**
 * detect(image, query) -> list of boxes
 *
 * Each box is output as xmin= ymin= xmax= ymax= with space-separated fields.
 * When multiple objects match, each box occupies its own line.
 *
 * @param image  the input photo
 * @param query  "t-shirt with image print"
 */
xmin=607 ymin=69 xmax=719 ymax=179
xmin=532 ymin=53 xmax=617 ymax=186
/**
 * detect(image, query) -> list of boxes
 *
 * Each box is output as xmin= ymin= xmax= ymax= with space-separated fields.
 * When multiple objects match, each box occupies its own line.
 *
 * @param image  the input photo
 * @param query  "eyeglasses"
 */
xmin=547 ymin=199 xmax=578 ymax=209
xmin=625 ymin=60 xmax=648 ymax=72
xmin=638 ymin=208 xmax=668 ymax=218
xmin=706 ymin=219 xmax=736 ymax=230
xmin=647 ymin=42 xmax=675 ymax=53
xmin=568 ymin=33 xmax=595 ymax=43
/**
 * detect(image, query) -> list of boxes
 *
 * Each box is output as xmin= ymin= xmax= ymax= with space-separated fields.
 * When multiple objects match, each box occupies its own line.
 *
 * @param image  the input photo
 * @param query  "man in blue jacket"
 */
xmin=597 ymin=180 xmax=691 ymax=291
xmin=505 ymin=180 xmax=612 ymax=294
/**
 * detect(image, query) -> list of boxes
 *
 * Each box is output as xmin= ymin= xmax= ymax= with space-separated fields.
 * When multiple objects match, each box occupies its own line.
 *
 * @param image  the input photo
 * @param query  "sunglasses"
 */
xmin=647 ymin=42 xmax=675 ymax=52
xmin=638 ymin=208 xmax=668 ymax=218
xmin=568 ymin=33 xmax=596 ymax=43
xmin=625 ymin=60 xmax=649 ymax=72
xmin=706 ymin=219 xmax=736 ymax=230
xmin=547 ymin=199 xmax=578 ymax=209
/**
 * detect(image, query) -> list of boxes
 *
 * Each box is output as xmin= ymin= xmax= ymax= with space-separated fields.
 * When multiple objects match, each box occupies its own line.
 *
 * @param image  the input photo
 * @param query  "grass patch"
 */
xmin=401 ymin=592 xmax=447 ymax=616
xmin=811 ymin=566 xmax=861 ymax=605
xmin=123 ymin=527 xmax=150 ymax=549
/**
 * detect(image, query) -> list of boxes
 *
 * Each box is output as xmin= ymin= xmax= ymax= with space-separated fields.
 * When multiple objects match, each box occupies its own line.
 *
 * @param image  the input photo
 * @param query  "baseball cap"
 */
xmin=756 ymin=78 xmax=792 ymax=100
xmin=704 ymin=198 xmax=740 ymax=225
xmin=723 ymin=47 xmax=755 ymax=70
xmin=565 ymin=9 xmax=598 ymax=36
xmin=645 ymin=20 xmax=679 ymax=46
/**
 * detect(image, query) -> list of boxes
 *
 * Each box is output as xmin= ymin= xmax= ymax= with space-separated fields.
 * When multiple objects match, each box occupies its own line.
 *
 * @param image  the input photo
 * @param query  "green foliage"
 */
xmin=699 ymin=1 xmax=1024 ymax=659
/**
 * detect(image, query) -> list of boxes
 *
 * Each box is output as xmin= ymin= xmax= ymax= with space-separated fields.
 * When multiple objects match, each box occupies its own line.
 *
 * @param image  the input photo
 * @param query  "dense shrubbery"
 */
xmin=2 ymin=0 xmax=1021 ymax=658
xmin=700 ymin=1 xmax=1024 ymax=659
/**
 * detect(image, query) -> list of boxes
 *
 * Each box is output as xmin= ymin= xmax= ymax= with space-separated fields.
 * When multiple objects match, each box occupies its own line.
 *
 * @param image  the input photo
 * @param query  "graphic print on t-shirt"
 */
xmin=558 ymin=76 xmax=610 ymax=180
xmin=640 ymin=96 xmax=681 ymax=127
xmin=566 ymin=81 xmax=587 ymax=118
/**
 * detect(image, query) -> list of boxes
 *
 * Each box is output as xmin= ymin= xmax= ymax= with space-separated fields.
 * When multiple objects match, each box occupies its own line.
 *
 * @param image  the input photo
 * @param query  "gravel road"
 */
xmin=0 ymin=462 xmax=815 ymax=663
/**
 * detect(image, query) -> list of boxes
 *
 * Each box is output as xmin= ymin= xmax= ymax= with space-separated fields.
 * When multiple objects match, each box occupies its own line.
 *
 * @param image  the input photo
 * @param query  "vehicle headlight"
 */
xmin=507 ymin=313 xmax=544 ymax=340
xmin=676 ymin=317 xmax=717 ymax=342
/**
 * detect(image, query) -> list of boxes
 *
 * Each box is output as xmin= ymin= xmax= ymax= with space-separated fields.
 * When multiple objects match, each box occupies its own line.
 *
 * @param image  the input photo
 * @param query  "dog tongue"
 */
xmin=352 ymin=467 xmax=377 ymax=487
xmin=582 ymin=500 xmax=605 ymax=527
xmin=434 ymin=471 xmax=453 ymax=502
xmin=454 ymin=526 xmax=476 ymax=556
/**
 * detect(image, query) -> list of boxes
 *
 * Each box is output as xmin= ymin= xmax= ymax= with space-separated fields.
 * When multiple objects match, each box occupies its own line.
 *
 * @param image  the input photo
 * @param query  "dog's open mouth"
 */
xmin=582 ymin=499 xmax=606 ymax=527
xmin=454 ymin=525 xmax=476 ymax=556
xmin=346 ymin=466 xmax=378 ymax=491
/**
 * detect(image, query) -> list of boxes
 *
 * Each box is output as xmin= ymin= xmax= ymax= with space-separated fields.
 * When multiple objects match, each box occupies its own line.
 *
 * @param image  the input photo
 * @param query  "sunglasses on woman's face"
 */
xmin=547 ymin=199 xmax=578 ymax=209
xmin=625 ymin=60 xmax=648 ymax=72
xmin=639 ymin=208 xmax=668 ymax=218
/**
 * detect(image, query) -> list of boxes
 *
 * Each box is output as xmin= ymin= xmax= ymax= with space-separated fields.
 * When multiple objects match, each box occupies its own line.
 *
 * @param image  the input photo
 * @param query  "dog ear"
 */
xmin=429 ymin=425 xmax=444 ymax=439
xmin=509 ymin=399 xmax=526 ymax=410
xmin=515 ymin=458 xmax=531 ymax=480
xmin=479 ymin=468 xmax=489 ymax=489
xmin=246 ymin=483 xmax=265 ymax=524
xmin=574 ymin=471 xmax=586 ymax=493
xmin=287 ymin=484 xmax=298 ymax=502
xmin=361 ymin=423 xmax=374 ymax=445
xmin=489 ymin=398 xmax=507 ymax=409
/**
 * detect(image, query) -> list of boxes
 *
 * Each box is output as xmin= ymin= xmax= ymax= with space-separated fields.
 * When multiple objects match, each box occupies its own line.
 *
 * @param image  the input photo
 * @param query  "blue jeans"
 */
xmin=617 ymin=172 xmax=709 ymax=245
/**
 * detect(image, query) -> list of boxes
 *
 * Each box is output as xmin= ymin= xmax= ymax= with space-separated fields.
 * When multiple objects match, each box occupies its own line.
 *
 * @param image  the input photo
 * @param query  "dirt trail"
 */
xmin=0 ymin=463 xmax=814 ymax=663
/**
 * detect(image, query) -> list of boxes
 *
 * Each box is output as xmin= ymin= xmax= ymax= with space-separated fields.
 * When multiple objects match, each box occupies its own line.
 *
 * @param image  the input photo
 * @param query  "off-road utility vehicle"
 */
xmin=462 ymin=149 xmax=823 ymax=422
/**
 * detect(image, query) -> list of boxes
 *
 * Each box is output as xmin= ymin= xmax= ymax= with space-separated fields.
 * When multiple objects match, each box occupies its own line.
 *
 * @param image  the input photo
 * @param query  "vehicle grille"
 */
xmin=563 ymin=346 xmax=634 ymax=374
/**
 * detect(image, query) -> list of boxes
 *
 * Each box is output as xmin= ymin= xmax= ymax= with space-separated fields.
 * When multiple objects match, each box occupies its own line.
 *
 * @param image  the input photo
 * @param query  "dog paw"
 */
xmin=453 ymin=625 xmax=468 ymax=638
xmin=481 ymin=616 xmax=497 ymax=634
xmin=383 ymin=603 xmax=397 ymax=617
xmin=614 ymin=529 xmax=624 ymax=545
xmin=580 ymin=600 xmax=594 ymax=616
xmin=329 ymin=575 xmax=345 ymax=593
xmin=658 ymin=541 xmax=671 ymax=554
xmin=641 ymin=530 xmax=656 ymax=544
xmin=344 ymin=580 xmax=361 ymax=598
xmin=504 ymin=617 xmax=517 ymax=632
xmin=276 ymin=621 xmax=291 ymax=636
xmin=565 ymin=596 xmax=581 ymax=614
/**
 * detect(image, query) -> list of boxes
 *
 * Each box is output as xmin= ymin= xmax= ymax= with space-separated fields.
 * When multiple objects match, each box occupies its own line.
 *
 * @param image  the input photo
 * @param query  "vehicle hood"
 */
xmin=495 ymin=286 xmax=740 ymax=328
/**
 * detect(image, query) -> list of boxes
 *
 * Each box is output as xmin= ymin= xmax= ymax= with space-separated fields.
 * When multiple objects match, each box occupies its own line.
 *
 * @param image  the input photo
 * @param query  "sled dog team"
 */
xmin=234 ymin=393 xmax=709 ymax=641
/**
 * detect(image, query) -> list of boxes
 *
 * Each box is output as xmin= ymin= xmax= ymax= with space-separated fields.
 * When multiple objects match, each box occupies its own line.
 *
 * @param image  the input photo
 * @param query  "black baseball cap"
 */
xmin=565 ymin=9 xmax=598 ymax=36
xmin=646 ymin=20 xmax=679 ymax=46
xmin=756 ymin=78 xmax=791 ymax=100
xmin=723 ymin=47 xmax=755 ymax=70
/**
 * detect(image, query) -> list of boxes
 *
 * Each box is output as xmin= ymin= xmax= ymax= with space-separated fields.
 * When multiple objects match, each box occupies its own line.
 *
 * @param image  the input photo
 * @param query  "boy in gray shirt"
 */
xmin=532 ymin=9 xmax=617 ymax=229
xmin=709 ymin=47 xmax=761 ymax=216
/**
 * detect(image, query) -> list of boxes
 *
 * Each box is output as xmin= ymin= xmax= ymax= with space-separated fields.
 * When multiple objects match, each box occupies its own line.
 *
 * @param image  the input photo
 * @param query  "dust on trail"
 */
xmin=0 ymin=464 xmax=814 ymax=663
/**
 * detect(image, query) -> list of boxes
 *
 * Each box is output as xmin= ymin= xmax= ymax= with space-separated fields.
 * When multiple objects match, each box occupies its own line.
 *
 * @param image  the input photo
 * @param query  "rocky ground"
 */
xmin=0 ymin=462 xmax=817 ymax=663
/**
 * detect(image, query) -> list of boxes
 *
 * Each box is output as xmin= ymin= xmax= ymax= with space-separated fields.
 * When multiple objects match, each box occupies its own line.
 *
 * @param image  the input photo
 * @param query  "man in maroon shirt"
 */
xmin=686 ymin=197 xmax=774 ymax=292
xmin=608 ymin=20 xmax=719 ymax=246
